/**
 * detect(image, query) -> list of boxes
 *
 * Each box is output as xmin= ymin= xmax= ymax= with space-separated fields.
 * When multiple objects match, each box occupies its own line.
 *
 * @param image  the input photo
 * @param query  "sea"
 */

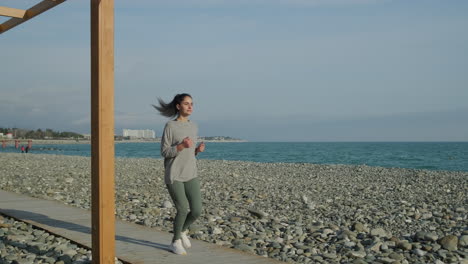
xmin=1 ymin=142 xmax=467 ymax=172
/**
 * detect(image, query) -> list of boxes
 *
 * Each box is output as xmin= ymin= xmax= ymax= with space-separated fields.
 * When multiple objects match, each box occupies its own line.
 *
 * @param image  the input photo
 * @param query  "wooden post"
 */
xmin=91 ymin=0 xmax=115 ymax=263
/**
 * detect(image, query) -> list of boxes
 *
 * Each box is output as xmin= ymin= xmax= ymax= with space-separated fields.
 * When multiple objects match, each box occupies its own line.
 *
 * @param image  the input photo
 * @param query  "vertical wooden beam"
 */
xmin=91 ymin=0 xmax=115 ymax=263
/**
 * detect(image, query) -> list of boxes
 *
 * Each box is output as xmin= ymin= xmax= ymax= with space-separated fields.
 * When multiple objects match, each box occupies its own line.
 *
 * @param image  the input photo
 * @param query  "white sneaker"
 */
xmin=169 ymin=239 xmax=187 ymax=255
xmin=181 ymin=230 xmax=192 ymax=249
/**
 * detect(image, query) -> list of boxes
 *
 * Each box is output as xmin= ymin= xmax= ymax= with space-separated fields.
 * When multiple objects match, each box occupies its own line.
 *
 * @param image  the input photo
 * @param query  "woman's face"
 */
xmin=177 ymin=96 xmax=193 ymax=117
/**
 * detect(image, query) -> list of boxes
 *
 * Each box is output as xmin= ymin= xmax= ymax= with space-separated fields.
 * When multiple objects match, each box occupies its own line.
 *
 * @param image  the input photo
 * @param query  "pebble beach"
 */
xmin=0 ymin=214 xmax=95 ymax=264
xmin=0 ymin=153 xmax=467 ymax=263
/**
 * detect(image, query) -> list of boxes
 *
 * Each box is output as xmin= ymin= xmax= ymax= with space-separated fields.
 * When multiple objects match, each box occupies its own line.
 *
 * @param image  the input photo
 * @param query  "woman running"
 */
xmin=153 ymin=93 xmax=205 ymax=255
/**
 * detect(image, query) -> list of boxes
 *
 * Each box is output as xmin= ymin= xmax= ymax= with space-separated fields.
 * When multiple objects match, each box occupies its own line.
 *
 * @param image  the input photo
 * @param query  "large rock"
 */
xmin=414 ymin=231 xmax=438 ymax=242
xmin=388 ymin=252 xmax=404 ymax=261
xmin=397 ymin=241 xmax=412 ymax=251
xmin=247 ymin=208 xmax=267 ymax=219
xmin=212 ymin=227 xmax=223 ymax=235
xmin=459 ymin=235 xmax=468 ymax=247
xmin=368 ymin=242 xmax=382 ymax=252
xmin=412 ymin=248 xmax=426 ymax=257
xmin=370 ymin=228 xmax=388 ymax=238
xmin=352 ymin=222 xmax=367 ymax=233
xmin=439 ymin=235 xmax=458 ymax=251
xmin=347 ymin=251 xmax=366 ymax=258
xmin=162 ymin=200 xmax=173 ymax=209
xmin=234 ymin=244 xmax=254 ymax=252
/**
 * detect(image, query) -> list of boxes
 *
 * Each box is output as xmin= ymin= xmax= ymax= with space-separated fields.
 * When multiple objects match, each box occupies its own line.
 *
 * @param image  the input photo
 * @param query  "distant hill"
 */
xmin=199 ymin=136 xmax=247 ymax=142
xmin=0 ymin=127 xmax=84 ymax=140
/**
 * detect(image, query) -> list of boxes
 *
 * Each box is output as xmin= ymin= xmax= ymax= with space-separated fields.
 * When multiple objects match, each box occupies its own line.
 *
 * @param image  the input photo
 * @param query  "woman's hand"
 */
xmin=196 ymin=142 xmax=205 ymax=155
xmin=177 ymin=137 xmax=193 ymax=152
xmin=182 ymin=137 xmax=194 ymax=148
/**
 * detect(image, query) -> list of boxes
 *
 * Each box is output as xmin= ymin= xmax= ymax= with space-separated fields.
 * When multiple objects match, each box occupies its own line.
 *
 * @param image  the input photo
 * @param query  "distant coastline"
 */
xmin=9 ymin=137 xmax=247 ymax=145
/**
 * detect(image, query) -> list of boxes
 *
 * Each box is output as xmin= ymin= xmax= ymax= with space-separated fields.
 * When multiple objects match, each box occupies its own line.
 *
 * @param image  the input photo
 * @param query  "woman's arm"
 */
xmin=160 ymin=125 xmax=179 ymax=158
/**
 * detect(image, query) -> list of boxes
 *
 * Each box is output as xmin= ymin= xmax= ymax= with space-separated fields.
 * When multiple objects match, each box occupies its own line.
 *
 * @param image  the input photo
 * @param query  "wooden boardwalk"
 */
xmin=0 ymin=190 xmax=283 ymax=264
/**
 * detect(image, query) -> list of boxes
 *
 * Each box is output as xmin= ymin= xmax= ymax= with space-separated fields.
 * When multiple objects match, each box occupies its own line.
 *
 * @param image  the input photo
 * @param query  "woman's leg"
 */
xmin=166 ymin=181 xmax=189 ymax=241
xmin=182 ymin=177 xmax=202 ymax=232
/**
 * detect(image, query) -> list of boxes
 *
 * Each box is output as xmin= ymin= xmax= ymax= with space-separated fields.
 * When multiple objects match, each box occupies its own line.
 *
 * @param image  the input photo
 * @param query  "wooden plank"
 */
xmin=0 ymin=190 xmax=283 ymax=264
xmin=91 ymin=0 xmax=115 ymax=263
xmin=0 ymin=0 xmax=66 ymax=34
xmin=0 ymin=6 xmax=27 ymax=18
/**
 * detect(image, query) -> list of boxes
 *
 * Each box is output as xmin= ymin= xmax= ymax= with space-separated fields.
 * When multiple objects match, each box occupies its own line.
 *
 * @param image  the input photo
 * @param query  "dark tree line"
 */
xmin=201 ymin=136 xmax=239 ymax=140
xmin=0 ymin=128 xmax=84 ymax=139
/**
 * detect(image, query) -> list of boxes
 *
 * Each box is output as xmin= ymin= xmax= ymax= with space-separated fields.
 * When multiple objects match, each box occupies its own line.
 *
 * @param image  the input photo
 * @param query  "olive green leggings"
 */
xmin=166 ymin=178 xmax=202 ymax=241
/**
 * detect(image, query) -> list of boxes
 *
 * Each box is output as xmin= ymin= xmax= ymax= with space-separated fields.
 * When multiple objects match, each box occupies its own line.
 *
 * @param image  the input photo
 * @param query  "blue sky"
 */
xmin=1 ymin=0 xmax=467 ymax=141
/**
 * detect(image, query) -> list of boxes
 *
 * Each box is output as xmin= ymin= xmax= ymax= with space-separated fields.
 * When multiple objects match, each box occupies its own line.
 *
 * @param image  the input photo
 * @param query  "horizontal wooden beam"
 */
xmin=0 ymin=0 xmax=66 ymax=35
xmin=0 ymin=6 xmax=27 ymax=18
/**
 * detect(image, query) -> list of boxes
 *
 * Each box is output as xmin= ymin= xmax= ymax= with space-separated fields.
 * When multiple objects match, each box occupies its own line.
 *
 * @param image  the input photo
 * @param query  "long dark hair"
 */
xmin=152 ymin=93 xmax=192 ymax=118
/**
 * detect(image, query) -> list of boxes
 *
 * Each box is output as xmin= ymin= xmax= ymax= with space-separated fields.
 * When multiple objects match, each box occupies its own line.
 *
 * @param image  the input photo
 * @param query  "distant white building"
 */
xmin=122 ymin=129 xmax=156 ymax=139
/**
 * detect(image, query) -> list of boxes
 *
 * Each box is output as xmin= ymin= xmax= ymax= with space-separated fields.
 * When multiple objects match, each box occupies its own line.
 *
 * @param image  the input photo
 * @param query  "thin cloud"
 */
xmin=115 ymin=0 xmax=390 ymax=8
xmin=115 ymin=112 xmax=160 ymax=128
xmin=71 ymin=117 xmax=90 ymax=126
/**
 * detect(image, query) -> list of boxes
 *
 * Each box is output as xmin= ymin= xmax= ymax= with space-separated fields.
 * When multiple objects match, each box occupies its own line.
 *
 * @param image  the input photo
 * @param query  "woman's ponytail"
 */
xmin=153 ymin=93 xmax=192 ymax=118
